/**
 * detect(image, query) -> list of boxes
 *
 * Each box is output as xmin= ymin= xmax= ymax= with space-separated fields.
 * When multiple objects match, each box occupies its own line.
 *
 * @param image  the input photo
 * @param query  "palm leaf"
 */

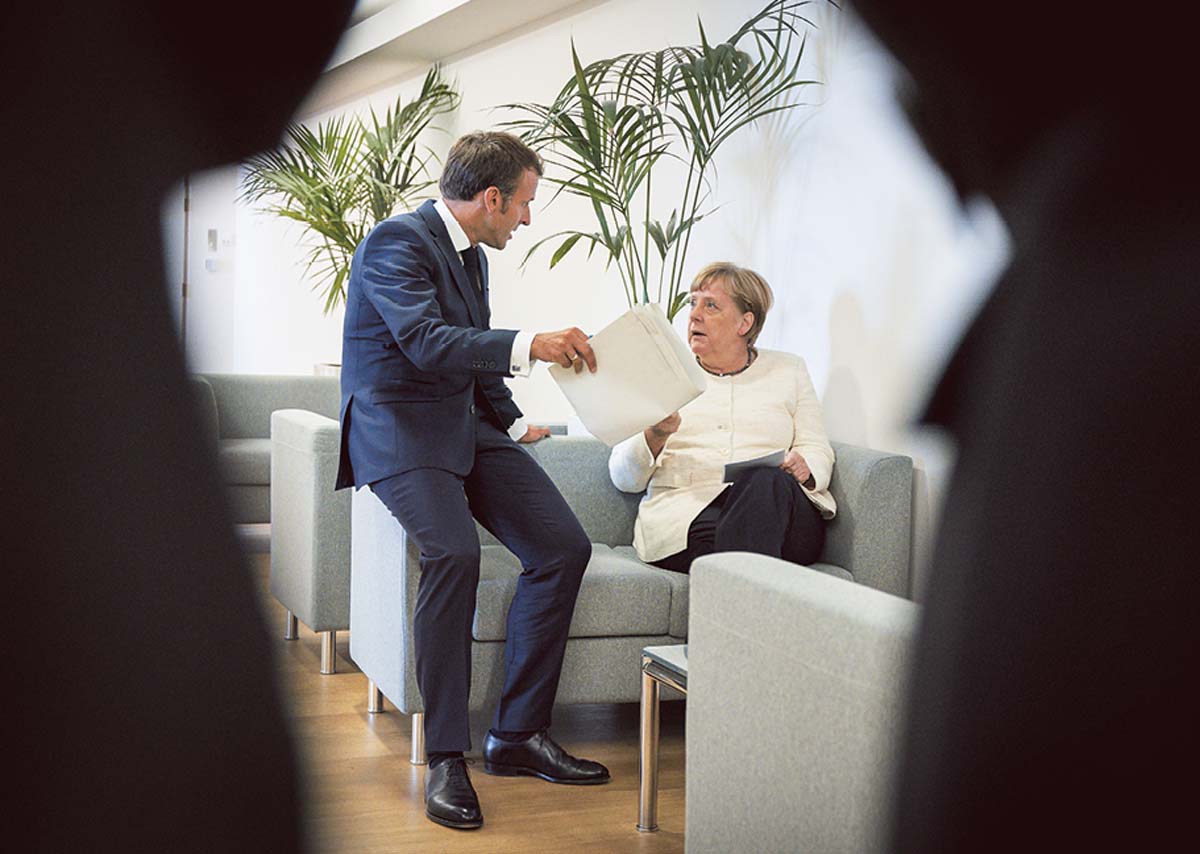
xmin=240 ymin=65 xmax=459 ymax=313
xmin=501 ymin=0 xmax=829 ymax=315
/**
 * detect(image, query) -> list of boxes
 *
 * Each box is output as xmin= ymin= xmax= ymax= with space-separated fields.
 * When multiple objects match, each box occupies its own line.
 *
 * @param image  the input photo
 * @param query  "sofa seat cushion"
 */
xmin=609 ymin=548 xmax=852 ymax=635
xmin=219 ymin=437 xmax=271 ymax=485
xmin=472 ymin=544 xmax=673 ymax=641
xmin=613 ymin=545 xmax=690 ymax=638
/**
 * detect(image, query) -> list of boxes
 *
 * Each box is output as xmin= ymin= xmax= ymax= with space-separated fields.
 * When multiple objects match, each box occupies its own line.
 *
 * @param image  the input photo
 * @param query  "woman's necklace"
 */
xmin=697 ymin=349 xmax=755 ymax=378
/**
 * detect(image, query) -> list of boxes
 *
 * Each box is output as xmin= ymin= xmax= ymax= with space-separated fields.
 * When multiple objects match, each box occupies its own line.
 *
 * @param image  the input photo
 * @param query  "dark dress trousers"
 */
xmin=337 ymin=200 xmax=591 ymax=752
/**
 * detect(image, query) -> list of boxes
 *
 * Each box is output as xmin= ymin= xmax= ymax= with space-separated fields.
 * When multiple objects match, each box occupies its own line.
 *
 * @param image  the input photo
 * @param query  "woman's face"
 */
xmin=687 ymin=279 xmax=754 ymax=361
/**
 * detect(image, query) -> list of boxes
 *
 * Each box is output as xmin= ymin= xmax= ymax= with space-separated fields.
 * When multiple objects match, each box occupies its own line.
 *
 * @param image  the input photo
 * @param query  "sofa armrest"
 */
xmin=825 ymin=441 xmax=914 ymax=598
xmin=348 ymin=483 xmax=424 ymax=713
xmin=686 ymin=553 xmax=918 ymax=853
xmin=269 ymin=409 xmax=350 ymax=632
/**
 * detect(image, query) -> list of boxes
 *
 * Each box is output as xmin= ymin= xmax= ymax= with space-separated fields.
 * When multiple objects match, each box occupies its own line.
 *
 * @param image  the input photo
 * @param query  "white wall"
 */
xmin=159 ymin=0 xmax=1009 ymax=598
xmin=161 ymin=166 xmax=242 ymax=373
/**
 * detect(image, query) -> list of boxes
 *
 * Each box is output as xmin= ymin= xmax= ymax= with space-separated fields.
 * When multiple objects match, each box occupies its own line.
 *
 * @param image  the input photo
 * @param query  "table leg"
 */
xmin=638 ymin=667 xmax=661 ymax=832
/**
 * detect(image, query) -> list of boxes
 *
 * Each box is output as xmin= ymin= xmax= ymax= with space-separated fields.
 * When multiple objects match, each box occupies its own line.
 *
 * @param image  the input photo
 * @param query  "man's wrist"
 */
xmin=510 ymin=330 xmax=534 ymax=376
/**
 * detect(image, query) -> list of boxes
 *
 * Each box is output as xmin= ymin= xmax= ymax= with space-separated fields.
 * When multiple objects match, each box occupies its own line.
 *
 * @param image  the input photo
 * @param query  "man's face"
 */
xmin=482 ymin=168 xmax=538 ymax=250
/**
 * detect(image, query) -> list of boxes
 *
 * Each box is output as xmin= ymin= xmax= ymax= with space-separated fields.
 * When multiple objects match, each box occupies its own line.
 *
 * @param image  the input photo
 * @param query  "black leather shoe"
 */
xmin=424 ymin=758 xmax=483 ymax=830
xmin=483 ymin=730 xmax=610 ymax=785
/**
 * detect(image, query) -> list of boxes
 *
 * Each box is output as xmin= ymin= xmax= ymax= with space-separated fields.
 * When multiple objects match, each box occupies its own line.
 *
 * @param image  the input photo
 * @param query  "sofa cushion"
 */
xmin=219 ymin=438 xmax=271 ymax=485
xmin=472 ymin=544 xmax=672 ymax=641
xmin=609 ymin=547 xmax=853 ymax=636
xmin=613 ymin=545 xmax=690 ymax=638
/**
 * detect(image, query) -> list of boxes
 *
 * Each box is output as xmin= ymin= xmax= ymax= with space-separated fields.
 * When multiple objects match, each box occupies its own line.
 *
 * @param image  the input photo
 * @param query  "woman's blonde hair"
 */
xmin=689 ymin=261 xmax=774 ymax=349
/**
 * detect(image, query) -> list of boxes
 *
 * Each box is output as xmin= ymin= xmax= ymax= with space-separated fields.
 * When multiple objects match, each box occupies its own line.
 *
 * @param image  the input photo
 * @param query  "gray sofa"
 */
xmin=192 ymin=373 xmax=340 ymax=523
xmin=344 ymin=433 xmax=913 ymax=762
xmin=685 ymin=554 xmax=918 ymax=853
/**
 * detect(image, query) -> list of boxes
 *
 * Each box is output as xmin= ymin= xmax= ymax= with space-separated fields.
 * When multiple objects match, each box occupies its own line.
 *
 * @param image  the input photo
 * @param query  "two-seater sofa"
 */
xmin=341 ymin=433 xmax=914 ymax=762
xmin=192 ymin=373 xmax=340 ymax=523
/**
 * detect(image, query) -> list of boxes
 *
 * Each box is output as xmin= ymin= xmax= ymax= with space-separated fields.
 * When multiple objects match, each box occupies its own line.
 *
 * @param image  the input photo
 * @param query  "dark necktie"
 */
xmin=461 ymin=246 xmax=482 ymax=293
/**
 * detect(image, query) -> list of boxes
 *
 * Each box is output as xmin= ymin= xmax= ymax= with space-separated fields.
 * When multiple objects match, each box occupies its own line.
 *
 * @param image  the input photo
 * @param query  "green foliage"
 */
xmin=241 ymin=67 xmax=460 ymax=314
xmin=502 ymin=1 xmax=827 ymax=319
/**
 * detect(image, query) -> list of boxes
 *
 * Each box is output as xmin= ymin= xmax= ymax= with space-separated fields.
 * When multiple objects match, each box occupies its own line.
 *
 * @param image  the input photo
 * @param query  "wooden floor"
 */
xmin=255 ymin=554 xmax=687 ymax=853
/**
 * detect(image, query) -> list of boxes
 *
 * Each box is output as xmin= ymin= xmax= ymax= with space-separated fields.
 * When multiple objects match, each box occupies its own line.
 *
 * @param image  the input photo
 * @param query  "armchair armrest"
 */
xmin=685 ymin=553 xmax=918 ymax=853
xmin=269 ymin=409 xmax=350 ymax=632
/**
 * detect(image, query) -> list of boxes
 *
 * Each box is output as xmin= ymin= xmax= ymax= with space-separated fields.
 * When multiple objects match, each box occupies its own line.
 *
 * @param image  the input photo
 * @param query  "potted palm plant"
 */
xmin=502 ymin=0 xmax=828 ymax=319
xmin=241 ymin=66 xmax=460 ymax=314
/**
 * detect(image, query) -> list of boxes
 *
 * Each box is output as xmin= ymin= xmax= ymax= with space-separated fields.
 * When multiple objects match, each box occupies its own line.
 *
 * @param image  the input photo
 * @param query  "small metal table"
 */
xmin=638 ymin=643 xmax=688 ymax=832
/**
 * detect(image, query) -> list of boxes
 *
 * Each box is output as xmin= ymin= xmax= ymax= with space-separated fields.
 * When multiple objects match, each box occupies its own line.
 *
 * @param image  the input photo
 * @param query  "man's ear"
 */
xmin=483 ymin=185 xmax=503 ymax=213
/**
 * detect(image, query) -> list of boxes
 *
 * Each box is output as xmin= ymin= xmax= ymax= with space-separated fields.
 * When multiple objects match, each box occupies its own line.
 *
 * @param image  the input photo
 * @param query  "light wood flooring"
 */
xmin=254 ymin=553 xmax=687 ymax=853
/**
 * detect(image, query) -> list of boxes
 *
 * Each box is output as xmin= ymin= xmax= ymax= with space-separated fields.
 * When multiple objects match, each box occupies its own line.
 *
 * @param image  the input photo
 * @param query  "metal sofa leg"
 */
xmin=367 ymin=680 xmax=385 ymax=714
xmin=410 ymin=712 xmax=427 ymax=766
xmin=320 ymin=630 xmax=337 ymax=674
xmin=284 ymin=610 xmax=298 ymax=640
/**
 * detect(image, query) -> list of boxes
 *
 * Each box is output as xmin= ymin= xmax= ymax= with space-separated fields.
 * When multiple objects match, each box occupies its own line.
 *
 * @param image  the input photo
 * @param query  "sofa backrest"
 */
xmin=473 ymin=435 xmax=641 ymax=548
xmin=485 ymin=434 xmax=913 ymax=599
xmin=526 ymin=436 xmax=642 ymax=546
xmin=200 ymin=373 xmax=341 ymax=439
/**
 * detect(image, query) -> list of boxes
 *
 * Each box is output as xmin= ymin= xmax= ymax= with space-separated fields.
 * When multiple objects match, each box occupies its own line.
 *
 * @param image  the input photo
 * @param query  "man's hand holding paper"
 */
xmin=531 ymin=327 xmax=596 ymax=372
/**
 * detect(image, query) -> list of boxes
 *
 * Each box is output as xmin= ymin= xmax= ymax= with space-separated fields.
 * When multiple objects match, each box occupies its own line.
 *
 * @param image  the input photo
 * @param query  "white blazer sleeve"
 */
xmin=609 ymin=430 xmax=659 ymax=494
xmin=790 ymin=359 xmax=835 ymax=492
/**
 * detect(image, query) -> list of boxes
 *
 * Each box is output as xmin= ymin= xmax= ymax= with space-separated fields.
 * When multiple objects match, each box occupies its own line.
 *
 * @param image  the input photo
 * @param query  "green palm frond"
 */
xmin=241 ymin=65 xmax=460 ymax=313
xmin=501 ymin=0 xmax=829 ymax=318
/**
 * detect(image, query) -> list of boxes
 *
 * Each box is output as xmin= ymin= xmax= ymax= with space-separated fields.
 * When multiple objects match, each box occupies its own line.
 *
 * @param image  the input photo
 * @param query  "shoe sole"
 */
xmin=483 ymin=761 xmax=610 ymax=785
xmin=426 ymin=810 xmax=483 ymax=830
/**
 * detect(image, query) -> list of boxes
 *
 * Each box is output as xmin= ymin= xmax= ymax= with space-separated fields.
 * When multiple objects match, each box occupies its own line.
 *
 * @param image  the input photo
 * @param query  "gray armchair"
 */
xmin=685 ymin=555 xmax=918 ymax=853
xmin=270 ymin=408 xmax=350 ymax=673
xmin=347 ymin=436 xmax=913 ymax=763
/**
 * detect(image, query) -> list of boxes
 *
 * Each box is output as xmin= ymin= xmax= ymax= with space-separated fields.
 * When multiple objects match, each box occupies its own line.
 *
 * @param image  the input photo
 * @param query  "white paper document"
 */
xmin=548 ymin=303 xmax=708 ymax=446
xmin=723 ymin=449 xmax=787 ymax=483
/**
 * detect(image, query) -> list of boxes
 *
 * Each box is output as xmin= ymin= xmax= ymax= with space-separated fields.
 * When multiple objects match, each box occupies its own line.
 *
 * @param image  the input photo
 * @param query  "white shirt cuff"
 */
xmin=509 ymin=330 xmax=535 ymax=377
xmin=507 ymin=416 xmax=528 ymax=441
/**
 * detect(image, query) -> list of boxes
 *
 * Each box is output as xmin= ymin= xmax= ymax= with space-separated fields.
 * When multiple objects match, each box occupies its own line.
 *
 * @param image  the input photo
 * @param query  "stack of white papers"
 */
xmin=548 ymin=304 xmax=708 ymax=446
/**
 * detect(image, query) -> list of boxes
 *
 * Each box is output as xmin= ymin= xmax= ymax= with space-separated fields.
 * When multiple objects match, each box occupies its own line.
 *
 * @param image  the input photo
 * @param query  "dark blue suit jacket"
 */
xmin=336 ymin=199 xmax=523 ymax=489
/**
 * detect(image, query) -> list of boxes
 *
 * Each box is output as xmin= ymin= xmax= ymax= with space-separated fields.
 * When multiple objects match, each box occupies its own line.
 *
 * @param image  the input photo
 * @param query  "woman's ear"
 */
xmin=738 ymin=312 xmax=755 ymax=337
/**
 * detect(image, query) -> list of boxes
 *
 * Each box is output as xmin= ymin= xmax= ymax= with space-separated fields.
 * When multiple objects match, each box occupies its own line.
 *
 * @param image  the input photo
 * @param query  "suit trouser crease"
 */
xmin=369 ymin=417 xmax=590 ymax=753
xmin=654 ymin=466 xmax=825 ymax=573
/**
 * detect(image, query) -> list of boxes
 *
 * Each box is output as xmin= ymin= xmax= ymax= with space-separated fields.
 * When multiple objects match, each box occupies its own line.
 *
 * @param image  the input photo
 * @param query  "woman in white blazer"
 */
xmin=609 ymin=262 xmax=836 ymax=572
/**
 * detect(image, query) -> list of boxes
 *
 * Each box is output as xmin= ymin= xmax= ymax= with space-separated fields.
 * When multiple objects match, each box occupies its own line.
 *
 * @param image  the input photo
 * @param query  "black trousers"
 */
xmin=369 ymin=417 xmax=592 ymax=753
xmin=653 ymin=466 xmax=826 ymax=574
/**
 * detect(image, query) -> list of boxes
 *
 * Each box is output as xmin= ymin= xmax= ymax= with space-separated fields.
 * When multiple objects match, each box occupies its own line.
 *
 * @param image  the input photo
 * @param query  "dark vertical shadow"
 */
xmin=852 ymin=2 xmax=1200 ymax=850
xmin=3 ymin=2 xmax=353 ymax=851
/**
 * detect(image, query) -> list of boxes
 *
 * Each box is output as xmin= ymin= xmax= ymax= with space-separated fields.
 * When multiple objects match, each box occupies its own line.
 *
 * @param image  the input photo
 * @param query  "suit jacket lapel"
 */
xmin=416 ymin=201 xmax=485 ymax=328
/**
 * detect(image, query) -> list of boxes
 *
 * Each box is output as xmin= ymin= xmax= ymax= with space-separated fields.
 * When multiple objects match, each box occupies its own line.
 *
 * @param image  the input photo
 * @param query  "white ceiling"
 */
xmin=305 ymin=0 xmax=596 ymax=116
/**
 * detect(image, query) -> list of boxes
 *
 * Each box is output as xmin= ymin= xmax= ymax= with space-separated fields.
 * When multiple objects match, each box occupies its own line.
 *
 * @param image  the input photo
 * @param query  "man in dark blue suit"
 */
xmin=336 ymin=131 xmax=610 ymax=830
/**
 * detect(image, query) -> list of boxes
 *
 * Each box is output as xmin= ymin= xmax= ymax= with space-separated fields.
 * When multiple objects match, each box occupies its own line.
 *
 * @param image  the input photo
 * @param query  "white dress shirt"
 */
xmin=609 ymin=349 xmax=837 ymax=564
xmin=434 ymin=199 xmax=534 ymax=441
